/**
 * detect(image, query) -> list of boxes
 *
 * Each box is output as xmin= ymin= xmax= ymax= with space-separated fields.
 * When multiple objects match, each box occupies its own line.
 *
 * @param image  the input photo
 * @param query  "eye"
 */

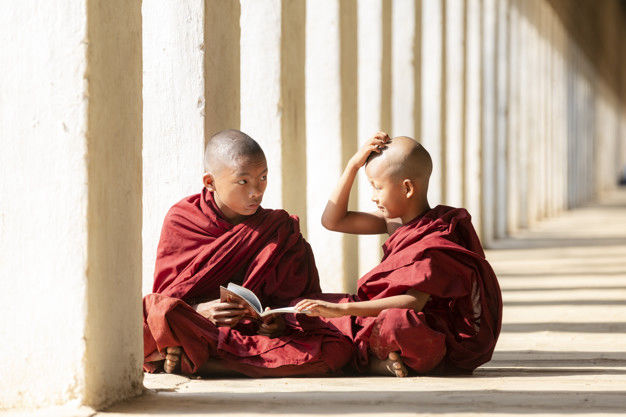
xmin=237 ymin=179 xmax=247 ymax=185
xmin=260 ymin=175 xmax=267 ymax=181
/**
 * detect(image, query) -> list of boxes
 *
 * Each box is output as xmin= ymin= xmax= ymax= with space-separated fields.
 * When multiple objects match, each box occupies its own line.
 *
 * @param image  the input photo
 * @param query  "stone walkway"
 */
xmin=10 ymin=189 xmax=626 ymax=416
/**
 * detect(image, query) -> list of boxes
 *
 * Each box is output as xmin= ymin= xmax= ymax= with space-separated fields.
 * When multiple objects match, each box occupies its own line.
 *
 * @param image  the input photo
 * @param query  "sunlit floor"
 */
xmin=13 ymin=188 xmax=626 ymax=416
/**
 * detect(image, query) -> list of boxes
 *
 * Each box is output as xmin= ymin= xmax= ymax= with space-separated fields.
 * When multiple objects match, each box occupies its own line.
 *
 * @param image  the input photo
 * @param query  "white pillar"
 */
xmin=464 ymin=0 xmax=482 ymax=237
xmin=142 ymin=0 xmax=206 ymax=295
xmin=506 ymin=0 xmax=520 ymax=233
xmin=494 ymin=0 xmax=509 ymax=239
xmin=392 ymin=0 xmax=417 ymax=137
xmin=1 ymin=0 xmax=142 ymax=409
xmin=357 ymin=0 xmax=385 ymax=277
xmin=240 ymin=0 xmax=283 ymax=209
xmin=482 ymin=0 xmax=497 ymax=245
xmin=421 ymin=0 xmax=444 ymax=205
xmin=517 ymin=0 xmax=530 ymax=228
xmin=444 ymin=0 xmax=465 ymax=207
xmin=306 ymin=0 xmax=346 ymax=292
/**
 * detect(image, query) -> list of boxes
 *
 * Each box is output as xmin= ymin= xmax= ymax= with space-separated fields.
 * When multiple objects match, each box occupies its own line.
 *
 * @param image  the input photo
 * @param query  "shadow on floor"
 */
xmin=488 ymin=236 xmax=626 ymax=250
xmin=502 ymin=322 xmax=626 ymax=333
xmin=503 ymin=299 xmax=626 ymax=306
xmin=107 ymin=389 xmax=626 ymax=414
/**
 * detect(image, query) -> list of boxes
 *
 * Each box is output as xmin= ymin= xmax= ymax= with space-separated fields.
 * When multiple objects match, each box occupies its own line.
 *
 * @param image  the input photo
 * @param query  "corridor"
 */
xmin=92 ymin=188 xmax=626 ymax=416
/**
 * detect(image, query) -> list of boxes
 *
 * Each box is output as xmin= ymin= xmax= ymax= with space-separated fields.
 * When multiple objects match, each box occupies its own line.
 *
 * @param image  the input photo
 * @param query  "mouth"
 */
xmin=247 ymin=202 xmax=261 ymax=210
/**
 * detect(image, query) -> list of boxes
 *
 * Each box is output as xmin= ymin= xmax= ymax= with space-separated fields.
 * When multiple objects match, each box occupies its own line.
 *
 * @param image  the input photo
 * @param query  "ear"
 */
xmin=403 ymin=179 xmax=415 ymax=199
xmin=203 ymin=172 xmax=216 ymax=191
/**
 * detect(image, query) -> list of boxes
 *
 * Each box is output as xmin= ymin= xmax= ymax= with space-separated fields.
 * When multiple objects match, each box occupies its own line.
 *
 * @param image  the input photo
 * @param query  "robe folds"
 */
xmin=297 ymin=205 xmax=503 ymax=374
xmin=143 ymin=189 xmax=353 ymax=376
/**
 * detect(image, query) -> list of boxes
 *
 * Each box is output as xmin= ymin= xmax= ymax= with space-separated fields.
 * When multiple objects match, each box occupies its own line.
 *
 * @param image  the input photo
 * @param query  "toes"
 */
xmin=164 ymin=360 xmax=176 ymax=373
xmin=165 ymin=353 xmax=180 ymax=362
xmin=167 ymin=346 xmax=182 ymax=354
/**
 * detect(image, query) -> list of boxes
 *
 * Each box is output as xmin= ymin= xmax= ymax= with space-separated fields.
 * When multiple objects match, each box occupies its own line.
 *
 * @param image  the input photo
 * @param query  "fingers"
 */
xmin=213 ymin=302 xmax=245 ymax=311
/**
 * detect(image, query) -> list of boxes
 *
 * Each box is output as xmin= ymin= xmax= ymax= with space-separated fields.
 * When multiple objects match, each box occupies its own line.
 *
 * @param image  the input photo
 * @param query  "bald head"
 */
xmin=204 ymin=129 xmax=265 ymax=173
xmin=366 ymin=136 xmax=432 ymax=183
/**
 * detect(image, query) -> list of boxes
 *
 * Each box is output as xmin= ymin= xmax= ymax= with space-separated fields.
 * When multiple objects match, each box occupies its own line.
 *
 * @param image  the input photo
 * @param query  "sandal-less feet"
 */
xmin=164 ymin=346 xmax=182 ymax=374
xmin=386 ymin=351 xmax=408 ymax=377
xmin=368 ymin=351 xmax=409 ymax=377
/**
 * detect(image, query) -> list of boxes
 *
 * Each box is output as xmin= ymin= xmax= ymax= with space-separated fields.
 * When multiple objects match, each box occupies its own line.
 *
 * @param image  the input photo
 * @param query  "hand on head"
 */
xmin=349 ymin=131 xmax=391 ymax=169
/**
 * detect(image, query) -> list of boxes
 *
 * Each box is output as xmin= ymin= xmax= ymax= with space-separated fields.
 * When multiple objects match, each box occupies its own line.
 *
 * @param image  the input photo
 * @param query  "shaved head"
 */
xmin=204 ymin=129 xmax=265 ymax=173
xmin=366 ymin=136 xmax=432 ymax=183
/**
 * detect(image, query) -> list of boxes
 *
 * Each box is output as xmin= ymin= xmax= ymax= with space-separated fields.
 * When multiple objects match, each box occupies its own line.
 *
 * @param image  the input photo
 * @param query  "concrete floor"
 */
xmin=7 ymin=189 xmax=626 ymax=416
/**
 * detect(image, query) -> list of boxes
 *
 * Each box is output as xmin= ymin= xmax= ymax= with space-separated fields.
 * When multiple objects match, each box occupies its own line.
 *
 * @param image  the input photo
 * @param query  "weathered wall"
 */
xmin=0 ymin=0 xmax=143 ymax=411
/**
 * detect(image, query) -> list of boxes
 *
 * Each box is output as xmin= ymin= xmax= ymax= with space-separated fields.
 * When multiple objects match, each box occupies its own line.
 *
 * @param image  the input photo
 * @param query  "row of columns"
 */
xmin=3 ymin=0 xmax=625 ymax=411
xmin=142 ymin=0 xmax=626 ymax=295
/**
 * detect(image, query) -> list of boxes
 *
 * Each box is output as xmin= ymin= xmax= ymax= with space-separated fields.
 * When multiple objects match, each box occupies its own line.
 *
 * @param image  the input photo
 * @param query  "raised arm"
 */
xmin=321 ymin=132 xmax=390 ymax=235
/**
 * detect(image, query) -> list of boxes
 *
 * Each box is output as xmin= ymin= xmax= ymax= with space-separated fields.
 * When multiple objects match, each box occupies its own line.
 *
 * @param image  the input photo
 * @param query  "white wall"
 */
xmin=0 ymin=1 xmax=89 ymax=409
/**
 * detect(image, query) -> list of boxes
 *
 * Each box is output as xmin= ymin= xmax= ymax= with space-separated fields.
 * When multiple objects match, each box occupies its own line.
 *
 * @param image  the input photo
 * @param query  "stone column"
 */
xmin=444 ymin=0 xmax=465 ymax=208
xmin=0 ymin=0 xmax=142 ymax=409
xmin=481 ymin=0 xmax=497 ymax=245
xmin=306 ymin=0 xmax=358 ymax=292
xmin=494 ymin=0 xmax=509 ymax=239
xmin=392 ymin=0 xmax=418 ymax=137
xmin=516 ymin=0 xmax=529 ymax=228
xmin=357 ymin=0 xmax=387 ymax=277
xmin=506 ymin=0 xmax=520 ymax=234
xmin=240 ymin=0 xmax=308 ymax=226
xmin=464 ymin=0 xmax=482 ymax=237
xmin=240 ymin=0 xmax=283 ymax=208
xmin=142 ymin=0 xmax=208 ymax=295
xmin=420 ymin=0 xmax=444 ymax=205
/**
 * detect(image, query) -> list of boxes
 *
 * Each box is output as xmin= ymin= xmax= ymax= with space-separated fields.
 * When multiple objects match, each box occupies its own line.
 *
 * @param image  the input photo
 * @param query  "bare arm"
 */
xmin=321 ymin=132 xmax=390 ymax=235
xmin=295 ymin=289 xmax=430 ymax=318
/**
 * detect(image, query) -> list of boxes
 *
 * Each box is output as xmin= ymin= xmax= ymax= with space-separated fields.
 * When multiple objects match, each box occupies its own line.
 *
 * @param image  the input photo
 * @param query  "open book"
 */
xmin=219 ymin=282 xmax=308 ymax=319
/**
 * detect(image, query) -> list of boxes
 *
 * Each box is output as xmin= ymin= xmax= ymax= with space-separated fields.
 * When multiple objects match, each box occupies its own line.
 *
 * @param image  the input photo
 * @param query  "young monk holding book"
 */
xmin=143 ymin=129 xmax=352 ymax=377
xmin=295 ymin=132 xmax=502 ymax=377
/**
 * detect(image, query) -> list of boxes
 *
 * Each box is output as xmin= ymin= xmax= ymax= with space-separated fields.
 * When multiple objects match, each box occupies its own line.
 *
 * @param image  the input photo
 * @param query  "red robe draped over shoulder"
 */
xmin=143 ymin=189 xmax=352 ymax=376
xmin=301 ymin=205 xmax=502 ymax=374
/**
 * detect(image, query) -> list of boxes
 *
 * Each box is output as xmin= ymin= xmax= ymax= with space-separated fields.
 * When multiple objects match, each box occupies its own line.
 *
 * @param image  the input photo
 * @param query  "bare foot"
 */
xmin=368 ymin=351 xmax=408 ymax=377
xmin=164 ymin=346 xmax=182 ymax=374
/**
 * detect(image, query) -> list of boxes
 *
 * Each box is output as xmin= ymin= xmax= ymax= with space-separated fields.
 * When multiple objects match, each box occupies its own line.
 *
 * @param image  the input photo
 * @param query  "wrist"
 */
xmin=346 ymin=158 xmax=362 ymax=172
xmin=339 ymin=302 xmax=351 ymax=316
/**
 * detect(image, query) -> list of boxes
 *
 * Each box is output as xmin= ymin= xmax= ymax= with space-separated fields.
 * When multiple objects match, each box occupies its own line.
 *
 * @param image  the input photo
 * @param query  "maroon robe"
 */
xmin=143 ymin=189 xmax=352 ymax=376
xmin=296 ymin=205 xmax=502 ymax=374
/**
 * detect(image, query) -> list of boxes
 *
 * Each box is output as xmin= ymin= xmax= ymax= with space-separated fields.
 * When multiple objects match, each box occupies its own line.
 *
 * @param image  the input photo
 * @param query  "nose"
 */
xmin=371 ymin=193 xmax=378 ymax=203
xmin=250 ymin=186 xmax=263 ymax=200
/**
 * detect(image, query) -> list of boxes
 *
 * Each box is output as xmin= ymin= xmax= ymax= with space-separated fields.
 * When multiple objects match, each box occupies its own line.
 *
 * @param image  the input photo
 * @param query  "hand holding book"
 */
xmin=219 ymin=283 xmax=309 ymax=320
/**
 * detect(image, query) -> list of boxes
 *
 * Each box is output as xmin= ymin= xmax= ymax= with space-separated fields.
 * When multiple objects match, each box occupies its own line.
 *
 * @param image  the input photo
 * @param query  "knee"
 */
xmin=320 ymin=338 xmax=354 ymax=371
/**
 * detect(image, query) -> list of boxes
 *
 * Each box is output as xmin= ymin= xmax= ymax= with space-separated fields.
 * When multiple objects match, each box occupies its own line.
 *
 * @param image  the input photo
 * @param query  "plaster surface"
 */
xmin=0 ymin=0 xmax=89 ymax=409
xmin=141 ymin=0 xmax=206 ymax=296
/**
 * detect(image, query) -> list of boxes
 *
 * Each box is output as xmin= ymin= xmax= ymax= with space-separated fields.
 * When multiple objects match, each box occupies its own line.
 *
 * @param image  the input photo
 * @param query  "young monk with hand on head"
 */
xmin=143 ymin=129 xmax=352 ymax=377
xmin=295 ymin=132 xmax=502 ymax=377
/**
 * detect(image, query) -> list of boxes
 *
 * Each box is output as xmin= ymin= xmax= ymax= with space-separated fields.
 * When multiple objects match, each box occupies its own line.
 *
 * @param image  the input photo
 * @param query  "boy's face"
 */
xmin=365 ymin=161 xmax=407 ymax=220
xmin=204 ymin=154 xmax=268 ymax=223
